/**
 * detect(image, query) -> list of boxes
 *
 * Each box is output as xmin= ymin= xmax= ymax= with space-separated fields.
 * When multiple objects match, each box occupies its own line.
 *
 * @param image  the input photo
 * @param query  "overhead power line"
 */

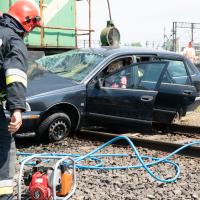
xmin=172 ymin=21 xmax=200 ymax=52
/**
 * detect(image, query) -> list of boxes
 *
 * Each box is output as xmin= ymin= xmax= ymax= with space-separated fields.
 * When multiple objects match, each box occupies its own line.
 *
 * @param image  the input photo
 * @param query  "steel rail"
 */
xmin=153 ymin=123 xmax=200 ymax=134
xmin=78 ymin=129 xmax=200 ymax=158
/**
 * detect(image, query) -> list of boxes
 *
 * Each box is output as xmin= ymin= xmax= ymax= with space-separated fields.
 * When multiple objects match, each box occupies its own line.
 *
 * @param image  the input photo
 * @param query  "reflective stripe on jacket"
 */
xmin=6 ymin=68 xmax=27 ymax=88
xmin=0 ymin=187 xmax=13 ymax=195
xmin=0 ymin=180 xmax=13 ymax=195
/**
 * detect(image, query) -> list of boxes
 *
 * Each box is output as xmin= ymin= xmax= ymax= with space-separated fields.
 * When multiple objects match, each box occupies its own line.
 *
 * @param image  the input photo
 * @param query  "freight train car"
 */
xmin=0 ymin=0 xmax=91 ymax=53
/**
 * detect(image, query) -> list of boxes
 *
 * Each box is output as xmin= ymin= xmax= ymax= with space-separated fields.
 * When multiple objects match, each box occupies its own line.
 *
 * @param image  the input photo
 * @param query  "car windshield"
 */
xmin=28 ymin=49 xmax=105 ymax=82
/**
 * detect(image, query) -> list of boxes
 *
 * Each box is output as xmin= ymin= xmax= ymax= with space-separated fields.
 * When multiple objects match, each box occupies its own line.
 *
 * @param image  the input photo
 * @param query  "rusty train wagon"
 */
xmin=0 ymin=0 xmax=78 ymax=51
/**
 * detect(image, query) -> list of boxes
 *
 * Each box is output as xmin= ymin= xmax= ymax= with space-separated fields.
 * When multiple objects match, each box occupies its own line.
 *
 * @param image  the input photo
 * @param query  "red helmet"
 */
xmin=7 ymin=0 xmax=41 ymax=33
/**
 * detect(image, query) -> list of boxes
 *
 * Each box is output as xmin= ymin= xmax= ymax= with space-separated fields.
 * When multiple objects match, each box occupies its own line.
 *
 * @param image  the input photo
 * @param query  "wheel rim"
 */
xmin=49 ymin=118 xmax=69 ymax=141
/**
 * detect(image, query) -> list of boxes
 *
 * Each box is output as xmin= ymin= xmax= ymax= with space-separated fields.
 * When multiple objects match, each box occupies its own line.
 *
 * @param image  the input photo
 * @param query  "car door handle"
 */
xmin=141 ymin=95 xmax=154 ymax=102
xmin=183 ymin=90 xmax=193 ymax=95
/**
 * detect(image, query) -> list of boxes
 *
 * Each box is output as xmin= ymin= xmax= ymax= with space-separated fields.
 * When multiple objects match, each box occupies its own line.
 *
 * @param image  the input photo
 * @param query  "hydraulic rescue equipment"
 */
xmin=18 ymin=155 xmax=76 ymax=200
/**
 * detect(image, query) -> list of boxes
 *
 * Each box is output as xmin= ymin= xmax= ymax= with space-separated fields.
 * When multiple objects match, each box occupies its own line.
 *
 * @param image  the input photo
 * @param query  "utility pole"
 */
xmin=172 ymin=22 xmax=177 ymax=52
xmin=163 ymin=27 xmax=167 ymax=50
xmin=88 ymin=0 xmax=91 ymax=47
xmin=191 ymin=23 xmax=194 ymax=42
xmin=145 ymin=41 xmax=149 ymax=48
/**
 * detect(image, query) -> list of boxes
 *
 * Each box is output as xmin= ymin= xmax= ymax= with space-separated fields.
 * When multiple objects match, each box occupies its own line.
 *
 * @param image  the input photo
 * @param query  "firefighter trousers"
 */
xmin=0 ymin=106 xmax=16 ymax=199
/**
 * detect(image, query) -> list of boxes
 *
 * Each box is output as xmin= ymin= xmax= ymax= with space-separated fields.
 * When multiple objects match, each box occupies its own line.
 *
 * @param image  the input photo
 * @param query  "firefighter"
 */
xmin=0 ymin=1 xmax=41 ymax=199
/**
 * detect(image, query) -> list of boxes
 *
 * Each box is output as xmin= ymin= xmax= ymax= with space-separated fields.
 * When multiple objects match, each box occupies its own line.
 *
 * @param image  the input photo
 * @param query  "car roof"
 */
xmin=80 ymin=46 xmax=184 ymax=59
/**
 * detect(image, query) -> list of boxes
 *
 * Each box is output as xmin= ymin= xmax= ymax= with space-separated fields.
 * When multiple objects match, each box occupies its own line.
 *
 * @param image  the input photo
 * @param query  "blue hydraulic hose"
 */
xmin=17 ymin=135 xmax=200 ymax=183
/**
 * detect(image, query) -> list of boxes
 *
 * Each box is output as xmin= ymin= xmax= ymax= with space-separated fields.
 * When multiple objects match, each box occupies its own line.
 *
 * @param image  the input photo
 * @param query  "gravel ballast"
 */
xmin=15 ymin=136 xmax=200 ymax=200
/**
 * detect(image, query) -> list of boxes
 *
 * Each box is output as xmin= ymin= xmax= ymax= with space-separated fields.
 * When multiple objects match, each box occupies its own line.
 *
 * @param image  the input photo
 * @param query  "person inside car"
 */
xmin=104 ymin=58 xmax=134 ymax=88
xmin=105 ymin=60 xmax=128 ymax=88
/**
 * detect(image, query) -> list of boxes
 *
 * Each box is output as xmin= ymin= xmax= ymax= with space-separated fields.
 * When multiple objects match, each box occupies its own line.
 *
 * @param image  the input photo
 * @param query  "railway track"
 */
xmin=15 ymin=122 xmax=200 ymax=157
xmin=153 ymin=123 xmax=200 ymax=134
xmin=77 ymin=124 xmax=200 ymax=158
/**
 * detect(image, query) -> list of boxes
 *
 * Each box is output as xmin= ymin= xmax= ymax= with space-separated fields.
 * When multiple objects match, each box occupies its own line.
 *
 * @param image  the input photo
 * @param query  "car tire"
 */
xmin=37 ymin=112 xmax=71 ymax=142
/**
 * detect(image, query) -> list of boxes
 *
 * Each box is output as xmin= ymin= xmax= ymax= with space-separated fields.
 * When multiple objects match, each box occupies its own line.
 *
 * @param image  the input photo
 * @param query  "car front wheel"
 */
xmin=37 ymin=112 xmax=71 ymax=142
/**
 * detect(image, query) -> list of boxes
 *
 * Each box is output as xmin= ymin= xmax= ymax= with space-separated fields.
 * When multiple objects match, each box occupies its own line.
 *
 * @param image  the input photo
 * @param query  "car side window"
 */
xmin=104 ymin=62 xmax=166 ymax=90
xmin=135 ymin=63 xmax=164 ymax=90
xmin=161 ymin=60 xmax=191 ymax=85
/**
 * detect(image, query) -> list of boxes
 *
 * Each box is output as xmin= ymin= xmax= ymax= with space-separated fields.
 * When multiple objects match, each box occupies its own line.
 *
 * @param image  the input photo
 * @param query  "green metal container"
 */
xmin=0 ymin=0 xmax=76 ymax=49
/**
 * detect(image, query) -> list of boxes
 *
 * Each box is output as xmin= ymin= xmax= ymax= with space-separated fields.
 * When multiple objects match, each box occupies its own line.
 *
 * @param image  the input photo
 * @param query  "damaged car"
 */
xmin=9 ymin=47 xmax=200 ymax=141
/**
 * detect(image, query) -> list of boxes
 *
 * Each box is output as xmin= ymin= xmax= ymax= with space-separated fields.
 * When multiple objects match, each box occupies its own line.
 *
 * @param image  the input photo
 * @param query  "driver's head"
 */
xmin=107 ymin=60 xmax=124 ymax=73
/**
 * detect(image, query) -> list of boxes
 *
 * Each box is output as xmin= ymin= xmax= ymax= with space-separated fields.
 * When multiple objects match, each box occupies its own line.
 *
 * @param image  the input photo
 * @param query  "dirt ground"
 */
xmin=180 ymin=106 xmax=200 ymax=126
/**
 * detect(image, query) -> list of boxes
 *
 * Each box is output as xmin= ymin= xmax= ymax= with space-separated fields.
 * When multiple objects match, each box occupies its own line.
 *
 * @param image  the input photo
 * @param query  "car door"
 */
xmin=86 ymin=61 xmax=169 ymax=127
xmin=153 ymin=60 xmax=197 ymax=123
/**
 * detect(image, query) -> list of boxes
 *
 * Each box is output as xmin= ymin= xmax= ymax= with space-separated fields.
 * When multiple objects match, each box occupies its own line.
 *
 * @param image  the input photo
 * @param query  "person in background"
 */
xmin=183 ymin=41 xmax=196 ymax=63
xmin=0 ymin=1 xmax=41 ymax=199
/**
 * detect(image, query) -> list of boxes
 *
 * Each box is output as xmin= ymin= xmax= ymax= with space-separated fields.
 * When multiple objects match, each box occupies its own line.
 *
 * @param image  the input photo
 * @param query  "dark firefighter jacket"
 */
xmin=0 ymin=14 xmax=28 ymax=112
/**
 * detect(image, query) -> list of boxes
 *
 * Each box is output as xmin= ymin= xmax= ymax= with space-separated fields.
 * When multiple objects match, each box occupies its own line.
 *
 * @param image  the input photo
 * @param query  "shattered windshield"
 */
xmin=29 ymin=50 xmax=105 ymax=82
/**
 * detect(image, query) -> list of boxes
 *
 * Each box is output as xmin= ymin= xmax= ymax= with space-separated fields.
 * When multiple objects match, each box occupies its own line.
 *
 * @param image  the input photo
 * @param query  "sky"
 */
xmin=77 ymin=0 xmax=200 ymax=47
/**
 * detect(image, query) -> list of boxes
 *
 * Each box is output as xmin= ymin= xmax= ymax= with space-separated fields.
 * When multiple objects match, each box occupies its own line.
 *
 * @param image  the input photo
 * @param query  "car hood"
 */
xmin=27 ymin=71 xmax=78 ymax=97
